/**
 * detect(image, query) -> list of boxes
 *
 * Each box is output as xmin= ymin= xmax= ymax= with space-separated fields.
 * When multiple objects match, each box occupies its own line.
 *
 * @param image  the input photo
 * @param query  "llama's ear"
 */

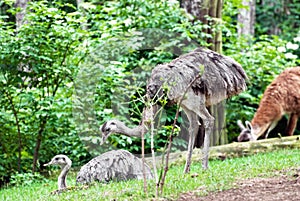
xmin=237 ymin=120 xmax=246 ymax=130
xmin=245 ymin=121 xmax=252 ymax=130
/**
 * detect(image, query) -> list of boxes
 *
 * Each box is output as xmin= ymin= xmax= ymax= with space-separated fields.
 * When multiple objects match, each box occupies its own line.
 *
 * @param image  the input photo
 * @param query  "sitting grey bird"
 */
xmin=44 ymin=149 xmax=153 ymax=191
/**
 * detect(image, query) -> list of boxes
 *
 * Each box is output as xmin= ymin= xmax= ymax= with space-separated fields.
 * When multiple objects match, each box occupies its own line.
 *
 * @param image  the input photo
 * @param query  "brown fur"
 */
xmin=238 ymin=67 xmax=300 ymax=141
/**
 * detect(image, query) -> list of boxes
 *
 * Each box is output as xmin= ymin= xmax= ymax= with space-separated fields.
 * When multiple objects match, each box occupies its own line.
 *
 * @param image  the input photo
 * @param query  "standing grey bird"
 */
xmin=44 ymin=150 xmax=153 ymax=191
xmin=100 ymin=47 xmax=247 ymax=173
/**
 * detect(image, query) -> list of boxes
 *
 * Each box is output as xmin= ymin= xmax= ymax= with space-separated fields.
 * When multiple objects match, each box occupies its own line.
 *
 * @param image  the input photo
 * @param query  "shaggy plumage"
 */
xmin=101 ymin=47 xmax=247 ymax=173
xmin=44 ymin=150 xmax=153 ymax=191
xmin=146 ymin=47 xmax=247 ymax=105
xmin=76 ymin=150 xmax=153 ymax=184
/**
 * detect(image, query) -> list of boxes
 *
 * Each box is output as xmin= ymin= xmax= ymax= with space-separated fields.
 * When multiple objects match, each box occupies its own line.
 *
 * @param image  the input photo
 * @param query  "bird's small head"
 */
xmin=147 ymin=82 xmax=163 ymax=100
xmin=146 ymin=65 xmax=168 ymax=100
xmin=100 ymin=120 xmax=123 ymax=145
xmin=44 ymin=154 xmax=72 ymax=168
xmin=237 ymin=120 xmax=255 ymax=142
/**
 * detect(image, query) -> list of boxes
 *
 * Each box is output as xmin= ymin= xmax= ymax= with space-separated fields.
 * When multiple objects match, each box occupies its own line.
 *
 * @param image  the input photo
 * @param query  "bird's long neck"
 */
xmin=117 ymin=106 xmax=157 ymax=137
xmin=117 ymin=124 xmax=147 ymax=138
xmin=58 ymin=164 xmax=70 ymax=190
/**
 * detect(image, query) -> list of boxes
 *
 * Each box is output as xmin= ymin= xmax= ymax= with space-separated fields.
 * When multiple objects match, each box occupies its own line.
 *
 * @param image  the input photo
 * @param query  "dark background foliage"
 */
xmin=0 ymin=0 xmax=299 ymax=186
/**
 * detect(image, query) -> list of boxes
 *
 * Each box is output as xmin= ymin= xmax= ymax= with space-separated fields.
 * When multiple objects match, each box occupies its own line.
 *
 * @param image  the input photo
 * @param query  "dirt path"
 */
xmin=177 ymin=168 xmax=300 ymax=201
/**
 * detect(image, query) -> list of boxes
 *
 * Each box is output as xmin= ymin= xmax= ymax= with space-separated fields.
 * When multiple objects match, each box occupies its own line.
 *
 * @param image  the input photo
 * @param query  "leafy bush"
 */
xmin=256 ymin=0 xmax=300 ymax=41
xmin=9 ymin=172 xmax=48 ymax=187
xmin=0 ymin=0 xmax=89 ymax=185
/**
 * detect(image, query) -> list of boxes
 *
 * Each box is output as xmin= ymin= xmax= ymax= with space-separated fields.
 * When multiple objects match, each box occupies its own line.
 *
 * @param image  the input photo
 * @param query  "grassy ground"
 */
xmin=1 ymin=148 xmax=300 ymax=201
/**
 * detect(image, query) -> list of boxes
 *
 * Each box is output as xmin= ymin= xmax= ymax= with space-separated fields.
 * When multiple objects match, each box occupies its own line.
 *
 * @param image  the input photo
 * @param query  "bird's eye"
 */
xmin=110 ymin=122 xmax=116 ymax=126
xmin=105 ymin=127 xmax=111 ymax=132
xmin=55 ymin=158 xmax=59 ymax=161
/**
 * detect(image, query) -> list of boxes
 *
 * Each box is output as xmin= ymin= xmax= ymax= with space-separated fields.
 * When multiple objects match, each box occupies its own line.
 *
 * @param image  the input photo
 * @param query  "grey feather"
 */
xmin=147 ymin=47 xmax=247 ymax=105
xmin=101 ymin=47 xmax=247 ymax=173
xmin=76 ymin=150 xmax=153 ymax=184
xmin=45 ymin=150 xmax=153 ymax=190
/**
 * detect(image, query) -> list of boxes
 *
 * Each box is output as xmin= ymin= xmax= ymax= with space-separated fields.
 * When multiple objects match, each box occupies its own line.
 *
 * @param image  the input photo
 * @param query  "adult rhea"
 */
xmin=101 ymin=47 xmax=247 ymax=173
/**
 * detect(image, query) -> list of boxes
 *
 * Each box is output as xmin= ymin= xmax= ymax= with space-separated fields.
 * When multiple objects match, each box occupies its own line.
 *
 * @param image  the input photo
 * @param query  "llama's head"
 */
xmin=237 ymin=120 xmax=256 ymax=142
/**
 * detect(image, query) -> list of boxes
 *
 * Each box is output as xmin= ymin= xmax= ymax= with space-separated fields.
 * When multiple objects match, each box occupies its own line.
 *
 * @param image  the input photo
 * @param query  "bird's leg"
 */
xmin=181 ymin=93 xmax=213 ymax=171
xmin=199 ymin=107 xmax=214 ymax=170
xmin=183 ymin=112 xmax=198 ymax=173
xmin=184 ymin=128 xmax=194 ymax=173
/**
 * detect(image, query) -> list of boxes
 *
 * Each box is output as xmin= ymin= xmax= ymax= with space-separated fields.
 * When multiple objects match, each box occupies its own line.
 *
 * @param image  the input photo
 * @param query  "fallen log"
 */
xmin=145 ymin=136 xmax=300 ymax=167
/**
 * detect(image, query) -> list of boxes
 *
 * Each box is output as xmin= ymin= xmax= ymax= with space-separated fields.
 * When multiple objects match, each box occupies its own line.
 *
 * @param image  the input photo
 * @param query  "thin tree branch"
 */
xmin=5 ymin=90 xmax=22 ymax=172
xmin=141 ymin=117 xmax=147 ymax=194
xmin=159 ymin=72 xmax=202 ymax=195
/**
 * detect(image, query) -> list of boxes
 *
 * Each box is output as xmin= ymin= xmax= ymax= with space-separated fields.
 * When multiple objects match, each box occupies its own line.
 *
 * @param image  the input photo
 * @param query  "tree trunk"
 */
xmin=76 ymin=0 xmax=83 ymax=9
xmin=208 ymin=0 xmax=226 ymax=147
xmin=180 ymin=0 xmax=227 ymax=147
xmin=32 ymin=117 xmax=47 ymax=172
xmin=5 ymin=91 xmax=22 ymax=172
xmin=9 ymin=0 xmax=30 ymax=172
xmin=237 ymin=0 xmax=256 ymax=37
xmin=15 ymin=0 xmax=29 ymax=30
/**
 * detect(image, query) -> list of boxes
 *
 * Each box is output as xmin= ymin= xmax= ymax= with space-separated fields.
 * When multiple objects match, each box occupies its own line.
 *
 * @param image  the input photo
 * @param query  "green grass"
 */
xmin=1 ymin=148 xmax=300 ymax=201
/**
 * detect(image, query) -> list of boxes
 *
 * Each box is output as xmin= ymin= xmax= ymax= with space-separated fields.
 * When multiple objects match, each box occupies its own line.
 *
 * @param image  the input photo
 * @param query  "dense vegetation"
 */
xmin=0 ymin=0 xmax=299 ymax=187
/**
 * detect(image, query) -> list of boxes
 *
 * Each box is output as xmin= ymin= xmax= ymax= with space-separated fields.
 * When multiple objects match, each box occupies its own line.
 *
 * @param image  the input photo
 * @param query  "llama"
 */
xmin=238 ymin=67 xmax=300 ymax=142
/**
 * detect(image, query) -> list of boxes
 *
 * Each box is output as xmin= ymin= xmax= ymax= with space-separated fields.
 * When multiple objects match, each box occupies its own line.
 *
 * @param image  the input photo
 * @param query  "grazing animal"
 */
xmin=238 ymin=67 xmax=300 ymax=142
xmin=44 ymin=150 xmax=153 ymax=192
xmin=100 ymin=47 xmax=247 ymax=173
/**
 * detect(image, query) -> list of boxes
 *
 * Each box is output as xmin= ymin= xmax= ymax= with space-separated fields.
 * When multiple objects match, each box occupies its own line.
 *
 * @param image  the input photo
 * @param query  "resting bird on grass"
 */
xmin=100 ymin=47 xmax=247 ymax=173
xmin=44 ymin=149 xmax=153 ymax=193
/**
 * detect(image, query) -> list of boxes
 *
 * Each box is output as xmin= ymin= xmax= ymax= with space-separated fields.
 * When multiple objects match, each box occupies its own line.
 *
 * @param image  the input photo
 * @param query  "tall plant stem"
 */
xmin=159 ymin=73 xmax=202 ymax=195
xmin=141 ymin=120 xmax=147 ymax=194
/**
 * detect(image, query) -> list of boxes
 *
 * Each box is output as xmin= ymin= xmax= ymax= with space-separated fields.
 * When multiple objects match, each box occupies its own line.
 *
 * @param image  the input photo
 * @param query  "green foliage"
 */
xmin=1 ymin=0 xmax=300 ymax=187
xmin=0 ymin=0 xmax=89 ymax=185
xmin=84 ymin=0 xmax=210 ymax=45
xmin=9 ymin=172 xmax=48 ymax=187
xmin=256 ymin=0 xmax=300 ymax=40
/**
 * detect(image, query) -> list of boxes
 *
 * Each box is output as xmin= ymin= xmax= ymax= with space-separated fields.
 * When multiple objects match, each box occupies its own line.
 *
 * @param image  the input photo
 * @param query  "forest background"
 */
xmin=0 ymin=0 xmax=299 ymax=186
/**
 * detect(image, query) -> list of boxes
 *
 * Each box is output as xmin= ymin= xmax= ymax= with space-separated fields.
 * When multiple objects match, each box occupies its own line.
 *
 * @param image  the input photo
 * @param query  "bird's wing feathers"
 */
xmin=148 ymin=47 xmax=247 ymax=105
xmin=76 ymin=150 xmax=153 ymax=184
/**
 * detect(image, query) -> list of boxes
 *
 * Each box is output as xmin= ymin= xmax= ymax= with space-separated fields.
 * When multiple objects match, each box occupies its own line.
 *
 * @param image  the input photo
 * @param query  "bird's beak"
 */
xmin=100 ymin=135 xmax=108 ymax=145
xmin=44 ymin=162 xmax=51 ymax=166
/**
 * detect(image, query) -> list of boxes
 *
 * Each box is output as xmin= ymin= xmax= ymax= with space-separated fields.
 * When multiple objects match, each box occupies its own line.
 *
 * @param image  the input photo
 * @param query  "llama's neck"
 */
xmin=58 ymin=164 xmax=71 ymax=190
xmin=251 ymin=116 xmax=274 ymax=140
xmin=250 ymin=98 xmax=281 ymax=140
xmin=250 ymin=125 xmax=265 ymax=140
